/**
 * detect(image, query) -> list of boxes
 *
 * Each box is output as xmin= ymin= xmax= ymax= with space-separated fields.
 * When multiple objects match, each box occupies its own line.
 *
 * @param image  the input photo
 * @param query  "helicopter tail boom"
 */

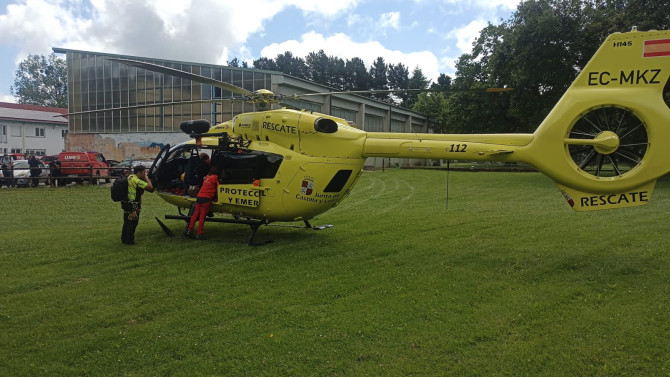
xmin=362 ymin=132 xmax=533 ymax=161
xmin=364 ymin=29 xmax=670 ymax=212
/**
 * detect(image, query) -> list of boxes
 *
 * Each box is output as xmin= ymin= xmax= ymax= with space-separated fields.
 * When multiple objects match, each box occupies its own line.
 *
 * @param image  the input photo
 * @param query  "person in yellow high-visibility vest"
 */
xmin=121 ymin=165 xmax=154 ymax=245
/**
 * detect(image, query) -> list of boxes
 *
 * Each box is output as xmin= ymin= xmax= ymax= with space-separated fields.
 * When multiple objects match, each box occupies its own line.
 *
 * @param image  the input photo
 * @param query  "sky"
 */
xmin=0 ymin=0 xmax=520 ymax=103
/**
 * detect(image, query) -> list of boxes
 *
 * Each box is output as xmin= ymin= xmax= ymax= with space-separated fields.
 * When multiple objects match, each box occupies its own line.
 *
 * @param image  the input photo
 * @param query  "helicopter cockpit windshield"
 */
xmin=153 ymin=142 xmax=283 ymax=197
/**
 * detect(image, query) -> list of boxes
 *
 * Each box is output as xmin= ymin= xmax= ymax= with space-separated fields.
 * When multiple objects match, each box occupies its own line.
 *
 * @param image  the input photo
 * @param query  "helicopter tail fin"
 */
xmin=518 ymin=28 xmax=670 ymax=210
xmin=556 ymin=180 xmax=656 ymax=212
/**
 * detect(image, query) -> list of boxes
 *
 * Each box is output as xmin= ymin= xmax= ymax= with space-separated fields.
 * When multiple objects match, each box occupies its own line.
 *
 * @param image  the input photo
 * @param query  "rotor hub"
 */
xmin=565 ymin=106 xmax=648 ymax=178
xmin=592 ymin=131 xmax=620 ymax=155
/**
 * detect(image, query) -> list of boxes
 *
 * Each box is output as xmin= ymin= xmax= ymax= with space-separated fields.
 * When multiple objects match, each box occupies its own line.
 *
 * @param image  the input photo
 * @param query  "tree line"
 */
xmin=231 ymin=53 xmax=448 ymax=109
xmin=437 ymin=0 xmax=670 ymax=133
xmin=12 ymin=0 xmax=670 ymax=133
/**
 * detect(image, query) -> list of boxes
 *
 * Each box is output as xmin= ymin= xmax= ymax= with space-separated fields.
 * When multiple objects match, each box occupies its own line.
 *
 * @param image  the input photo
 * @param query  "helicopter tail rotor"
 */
xmin=519 ymin=28 xmax=670 ymax=211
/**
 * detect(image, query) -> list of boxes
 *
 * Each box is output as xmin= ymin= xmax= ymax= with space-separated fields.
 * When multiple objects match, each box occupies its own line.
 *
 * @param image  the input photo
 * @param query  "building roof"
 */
xmin=0 ymin=102 xmax=68 ymax=125
xmin=52 ymin=47 xmax=282 ymax=76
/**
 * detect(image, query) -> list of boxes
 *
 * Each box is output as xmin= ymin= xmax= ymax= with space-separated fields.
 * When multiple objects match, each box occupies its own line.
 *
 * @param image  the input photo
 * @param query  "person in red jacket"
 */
xmin=183 ymin=165 xmax=220 ymax=240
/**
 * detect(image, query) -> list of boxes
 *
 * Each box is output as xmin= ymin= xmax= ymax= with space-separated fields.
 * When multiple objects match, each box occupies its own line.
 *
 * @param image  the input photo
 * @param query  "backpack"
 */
xmin=111 ymin=175 xmax=129 ymax=202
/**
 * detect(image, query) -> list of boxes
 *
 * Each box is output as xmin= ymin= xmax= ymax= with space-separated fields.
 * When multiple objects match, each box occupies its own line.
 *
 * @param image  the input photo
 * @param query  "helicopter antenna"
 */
xmin=445 ymin=160 xmax=450 ymax=210
xmin=408 ymin=117 xmax=422 ymax=142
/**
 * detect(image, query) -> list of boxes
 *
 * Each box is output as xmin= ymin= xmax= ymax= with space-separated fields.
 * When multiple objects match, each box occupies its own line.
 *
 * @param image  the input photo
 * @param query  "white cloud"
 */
xmin=0 ymin=0 xmax=515 ymax=89
xmin=379 ymin=12 xmax=400 ymax=30
xmin=144 ymin=0 xmax=192 ymax=38
xmin=439 ymin=56 xmax=458 ymax=77
xmin=288 ymin=0 xmax=360 ymax=16
xmin=261 ymin=31 xmax=441 ymax=82
xmin=431 ymin=20 xmax=487 ymax=75
xmin=1 ymin=93 xmax=16 ymax=103
xmin=0 ymin=0 xmax=360 ymax=65
xmin=0 ymin=0 xmax=91 ymax=56
xmin=448 ymin=20 xmax=486 ymax=54
xmin=472 ymin=0 xmax=519 ymax=10
xmin=440 ymin=0 xmax=518 ymax=10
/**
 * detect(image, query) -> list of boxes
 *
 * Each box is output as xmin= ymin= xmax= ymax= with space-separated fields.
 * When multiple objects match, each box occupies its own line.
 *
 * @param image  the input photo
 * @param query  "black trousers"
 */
xmin=30 ymin=170 xmax=40 ymax=187
xmin=121 ymin=212 xmax=140 ymax=244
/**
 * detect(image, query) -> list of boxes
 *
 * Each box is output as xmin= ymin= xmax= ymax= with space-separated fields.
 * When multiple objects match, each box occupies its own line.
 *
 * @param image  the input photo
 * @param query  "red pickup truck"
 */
xmin=58 ymin=151 xmax=111 ymax=184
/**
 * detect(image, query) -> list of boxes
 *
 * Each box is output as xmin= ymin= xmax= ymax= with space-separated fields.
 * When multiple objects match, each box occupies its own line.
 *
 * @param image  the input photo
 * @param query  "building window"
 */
xmin=35 ymin=127 xmax=45 ymax=137
xmin=62 ymin=129 xmax=68 ymax=138
xmin=411 ymin=123 xmax=426 ymax=133
xmin=1 ymin=125 xmax=7 ymax=143
xmin=11 ymin=148 xmax=22 ymax=154
xmin=331 ymin=107 xmax=357 ymax=122
xmin=391 ymin=119 xmax=405 ymax=133
xmin=364 ymin=115 xmax=384 ymax=132
xmin=11 ymin=125 xmax=22 ymax=137
xmin=27 ymin=149 xmax=46 ymax=156
xmin=281 ymin=98 xmax=322 ymax=113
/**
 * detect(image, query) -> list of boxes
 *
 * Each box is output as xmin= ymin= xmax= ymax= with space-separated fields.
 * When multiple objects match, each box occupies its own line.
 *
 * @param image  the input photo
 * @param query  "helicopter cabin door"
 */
xmin=212 ymin=149 xmax=283 ymax=210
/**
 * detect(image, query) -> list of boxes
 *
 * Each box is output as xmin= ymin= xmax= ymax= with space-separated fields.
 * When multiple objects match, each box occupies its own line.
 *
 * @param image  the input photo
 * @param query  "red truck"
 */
xmin=58 ymin=151 xmax=111 ymax=184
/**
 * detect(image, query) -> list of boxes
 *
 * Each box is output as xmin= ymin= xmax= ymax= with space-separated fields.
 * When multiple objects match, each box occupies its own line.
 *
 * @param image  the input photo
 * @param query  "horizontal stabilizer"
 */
xmin=476 ymin=149 xmax=514 ymax=156
xmin=556 ymin=181 xmax=656 ymax=212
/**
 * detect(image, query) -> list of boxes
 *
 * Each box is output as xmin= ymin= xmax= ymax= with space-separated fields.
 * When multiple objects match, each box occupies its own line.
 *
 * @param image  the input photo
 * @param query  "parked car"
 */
xmin=110 ymin=159 xmax=154 ymax=177
xmin=0 ymin=153 xmax=23 ymax=165
xmin=40 ymin=155 xmax=59 ymax=166
xmin=10 ymin=160 xmax=50 ymax=186
xmin=58 ymin=151 xmax=111 ymax=184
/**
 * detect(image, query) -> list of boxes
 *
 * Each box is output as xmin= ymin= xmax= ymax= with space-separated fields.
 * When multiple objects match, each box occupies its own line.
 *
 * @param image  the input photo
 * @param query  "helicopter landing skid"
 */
xmin=163 ymin=214 xmax=270 ymax=246
xmin=305 ymin=220 xmax=333 ymax=230
xmin=311 ymin=224 xmax=334 ymax=230
xmin=267 ymin=220 xmax=334 ymax=230
xmin=156 ymin=217 xmax=176 ymax=237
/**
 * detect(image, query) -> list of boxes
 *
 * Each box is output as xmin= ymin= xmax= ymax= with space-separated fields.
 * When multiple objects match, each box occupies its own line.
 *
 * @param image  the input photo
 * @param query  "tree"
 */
xmin=406 ymin=67 xmax=430 ymax=108
xmin=327 ymin=55 xmax=346 ymax=90
xmin=412 ymin=92 xmax=449 ymax=131
xmin=445 ymin=0 xmax=670 ymax=134
xmin=11 ymin=53 xmax=67 ymax=108
xmin=431 ymin=74 xmax=452 ymax=91
xmin=387 ymin=63 xmax=409 ymax=105
xmin=306 ymin=50 xmax=329 ymax=85
xmin=275 ymin=51 xmax=307 ymax=79
xmin=344 ymin=58 xmax=370 ymax=90
xmin=369 ymin=57 xmax=388 ymax=101
xmin=227 ymin=58 xmax=241 ymax=67
xmin=344 ymin=57 xmax=370 ymax=91
xmin=253 ymin=57 xmax=278 ymax=71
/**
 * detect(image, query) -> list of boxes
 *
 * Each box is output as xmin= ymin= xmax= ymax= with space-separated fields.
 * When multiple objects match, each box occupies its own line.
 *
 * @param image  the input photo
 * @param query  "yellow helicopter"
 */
xmin=75 ymin=28 xmax=670 ymax=244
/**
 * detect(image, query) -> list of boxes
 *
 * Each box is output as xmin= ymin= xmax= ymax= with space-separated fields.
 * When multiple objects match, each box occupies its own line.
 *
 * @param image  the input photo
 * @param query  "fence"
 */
xmin=373 ymin=159 xmax=537 ymax=172
xmin=0 ymin=165 xmax=129 ymax=188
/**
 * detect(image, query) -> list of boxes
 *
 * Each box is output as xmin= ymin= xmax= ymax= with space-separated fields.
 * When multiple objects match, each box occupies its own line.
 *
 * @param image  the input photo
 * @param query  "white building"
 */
xmin=0 ymin=102 xmax=68 ymax=156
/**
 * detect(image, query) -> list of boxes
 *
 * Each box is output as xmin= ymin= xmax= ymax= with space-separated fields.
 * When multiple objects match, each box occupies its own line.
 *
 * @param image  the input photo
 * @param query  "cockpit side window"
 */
xmin=155 ymin=145 xmax=197 ymax=188
xmin=156 ymin=145 xmax=283 ymax=192
xmin=211 ymin=150 xmax=283 ymax=184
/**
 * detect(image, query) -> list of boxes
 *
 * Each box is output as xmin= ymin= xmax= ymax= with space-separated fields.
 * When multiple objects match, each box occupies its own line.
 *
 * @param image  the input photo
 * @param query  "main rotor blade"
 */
xmin=277 ymin=101 xmax=302 ymax=111
xmin=60 ymin=98 xmax=245 ymax=117
xmin=108 ymin=58 xmax=254 ymax=97
xmin=289 ymin=87 xmax=513 ymax=98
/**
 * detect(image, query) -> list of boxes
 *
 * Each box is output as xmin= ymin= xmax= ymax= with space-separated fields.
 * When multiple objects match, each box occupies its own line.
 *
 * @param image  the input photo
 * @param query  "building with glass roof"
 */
xmin=53 ymin=47 xmax=435 ymax=165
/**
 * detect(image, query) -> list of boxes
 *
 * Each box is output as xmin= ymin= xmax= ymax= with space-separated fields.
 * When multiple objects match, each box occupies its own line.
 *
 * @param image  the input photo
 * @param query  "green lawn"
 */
xmin=2 ymin=170 xmax=669 ymax=376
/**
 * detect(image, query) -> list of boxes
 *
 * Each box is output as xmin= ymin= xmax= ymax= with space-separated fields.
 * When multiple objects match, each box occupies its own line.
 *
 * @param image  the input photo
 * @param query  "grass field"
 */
xmin=2 ymin=169 xmax=669 ymax=376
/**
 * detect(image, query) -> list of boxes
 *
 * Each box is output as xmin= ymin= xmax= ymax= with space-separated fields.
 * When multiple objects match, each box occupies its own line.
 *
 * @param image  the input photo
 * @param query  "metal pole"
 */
xmin=446 ymin=160 xmax=450 ymax=210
